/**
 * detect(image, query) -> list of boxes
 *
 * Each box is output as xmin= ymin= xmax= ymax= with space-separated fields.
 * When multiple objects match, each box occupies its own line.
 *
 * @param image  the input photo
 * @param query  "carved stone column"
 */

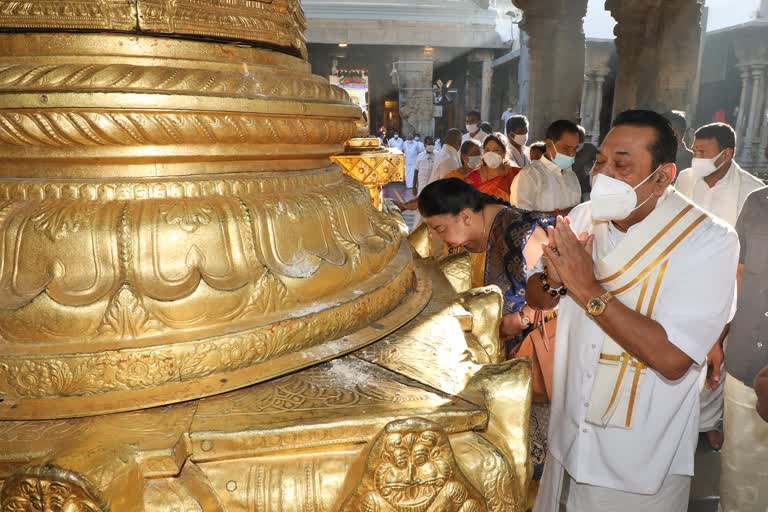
xmin=580 ymin=75 xmax=596 ymax=138
xmin=608 ymin=0 xmax=704 ymax=114
xmin=394 ymin=60 xmax=435 ymax=138
xmin=593 ymin=75 xmax=606 ymax=144
xmin=735 ymin=65 xmax=754 ymax=158
xmin=513 ymin=0 xmax=589 ymax=139
xmin=481 ymin=51 xmax=494 ymax=125
xmin=744 ymin=65 xmax=767 ymax=164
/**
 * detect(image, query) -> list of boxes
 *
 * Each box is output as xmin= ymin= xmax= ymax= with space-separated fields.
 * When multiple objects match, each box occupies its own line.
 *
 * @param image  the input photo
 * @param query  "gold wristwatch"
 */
xmin=586 ymin=291 xmax=614 ymax=316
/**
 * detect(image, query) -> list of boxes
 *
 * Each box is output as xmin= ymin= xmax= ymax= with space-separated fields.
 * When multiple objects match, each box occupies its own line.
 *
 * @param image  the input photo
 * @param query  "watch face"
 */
xmin=587 ymin=298 xmax=603 ymax=315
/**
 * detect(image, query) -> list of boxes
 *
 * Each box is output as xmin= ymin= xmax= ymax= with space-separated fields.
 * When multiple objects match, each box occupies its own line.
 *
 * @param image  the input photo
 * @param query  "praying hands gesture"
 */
xmin=542 ymin=216 xmax=596 ymax=307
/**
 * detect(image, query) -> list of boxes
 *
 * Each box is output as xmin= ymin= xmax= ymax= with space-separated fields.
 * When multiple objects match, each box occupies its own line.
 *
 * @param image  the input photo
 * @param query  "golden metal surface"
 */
xmin=332 ymin=137 xmax=405 ymax=208
xmin=0 ymin=2 xmax=532 ymax=509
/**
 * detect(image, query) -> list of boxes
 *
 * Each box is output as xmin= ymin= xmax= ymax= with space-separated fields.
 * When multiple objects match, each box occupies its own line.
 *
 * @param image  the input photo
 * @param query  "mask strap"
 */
xmin=630 ymin=164 xmax=664 ymax=214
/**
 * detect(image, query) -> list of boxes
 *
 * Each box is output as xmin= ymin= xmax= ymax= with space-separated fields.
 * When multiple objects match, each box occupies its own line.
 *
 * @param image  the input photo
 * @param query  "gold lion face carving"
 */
xmin=341 ymin=418 xmax=486 ymax=512
xmin=0 ymin=466 xmax=105 ymax=512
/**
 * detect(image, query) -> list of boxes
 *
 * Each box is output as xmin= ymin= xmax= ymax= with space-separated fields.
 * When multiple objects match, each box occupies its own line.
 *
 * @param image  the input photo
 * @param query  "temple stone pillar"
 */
xmin=734 ymin=46 xmax=768 ymax=171
xmin=393 ymin=60 xmax=435 ymax=137
xmin=581 ymin=40 xmax=613 ymax=144
xmin=513 ymin=0 xmax=589 ymax=139
xmin=481 ymin=51 xmax=494 ymax=125
xmin=608 ymin=0 xmax=704 ymax=115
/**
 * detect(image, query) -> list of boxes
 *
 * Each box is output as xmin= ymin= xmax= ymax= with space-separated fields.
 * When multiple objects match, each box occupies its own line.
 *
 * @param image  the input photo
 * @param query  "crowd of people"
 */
xmin=389 ymin=108 xmax=768 ymax=511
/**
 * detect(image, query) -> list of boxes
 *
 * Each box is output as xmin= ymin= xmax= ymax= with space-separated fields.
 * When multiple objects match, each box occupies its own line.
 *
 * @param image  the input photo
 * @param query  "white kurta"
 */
xmin=402 ymin=140 xmax=425 ymax=188
xmin=388 ymin=136 xmax=404 ymax=151
xmin=675 ymin=160 xmax=764 ymax=431
xmin=461 ymin=130 xmax=487 ymax=145
xmin=676 ymin=160 xmax=765 ymax=226
xmin=510 ymin=156 xmax=581 ymax=212
xmin=415 ymin=150 xmax=435 ymax=194
xmin=429 ymin=145 xmax=462 ymax=184
xmin=537 ymin=192 xmax=738 ymax=508
xmin=509 ymin=144 xmax=530 ymax=168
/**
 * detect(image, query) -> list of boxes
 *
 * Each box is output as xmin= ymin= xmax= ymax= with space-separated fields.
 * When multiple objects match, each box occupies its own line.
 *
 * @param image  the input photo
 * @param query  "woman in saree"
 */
xmin=444 ymin=139 xmax=483 ymax=180
xmin=464 ymin=132 xmax=521 ymax=202
xmin=418 ymin=177 xmax=555 ymax=502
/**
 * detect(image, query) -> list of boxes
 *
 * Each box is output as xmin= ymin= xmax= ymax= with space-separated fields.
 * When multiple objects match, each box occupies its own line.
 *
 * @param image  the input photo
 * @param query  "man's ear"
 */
xmin=656 ymin=163 xmax=676 ymax=192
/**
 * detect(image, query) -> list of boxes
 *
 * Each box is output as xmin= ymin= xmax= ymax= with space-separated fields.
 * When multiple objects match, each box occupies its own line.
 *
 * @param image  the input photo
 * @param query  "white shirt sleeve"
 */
xmin=510 ymin=166 xmax=538 ymax=210
xmin=652 ymin=224 xmax=740 ymax=366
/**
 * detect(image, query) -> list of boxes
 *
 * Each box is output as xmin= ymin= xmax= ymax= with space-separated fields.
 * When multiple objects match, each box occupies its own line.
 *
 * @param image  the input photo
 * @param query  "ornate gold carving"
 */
xmin=189 ymin=355 xmax=485 ymax=461
xmin=0 ymin=1 xmax=136 ymax=31
xmin=0 ymin=63 xmax=348 ymax=102
xmin=333 ymin=138 xmax=405 ymax=208
xmin=0 ymin=0 xmax=307 ymax=54
xmin=0 ymin=110 xmax=356 ymax=148
xmin=0 ymin=465 xmax=105 ymax=512
xmin=341 ymin=417 xmax=487 ymax=512
xmin=451 ymin=433 xmax=523 ymax=512
xmin=0 ymin=255 xmax=415 ymax=400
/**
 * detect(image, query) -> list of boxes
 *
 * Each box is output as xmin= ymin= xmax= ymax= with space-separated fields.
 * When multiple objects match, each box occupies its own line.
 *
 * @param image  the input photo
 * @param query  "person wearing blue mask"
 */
xmin=510 ymin=119 xmax=582 ymax=215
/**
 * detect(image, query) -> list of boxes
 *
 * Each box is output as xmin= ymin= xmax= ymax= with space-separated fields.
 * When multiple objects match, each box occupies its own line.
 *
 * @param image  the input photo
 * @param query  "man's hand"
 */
xmin=706 ymin=341 xmax=725 ymax=390
xmin=543 ymin=216 xmax=597 ymax=306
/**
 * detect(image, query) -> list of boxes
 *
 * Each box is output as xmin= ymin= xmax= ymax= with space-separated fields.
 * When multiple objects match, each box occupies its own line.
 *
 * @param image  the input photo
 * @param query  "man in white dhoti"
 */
xmin=505 ymin=115 xmax=531 ymax=168
xmin=461 ymin=110 xmax=487 ymax=145
xmin=429 ymin=129 xmax=463 ymax=184
xmin=675 ymin=122 xmax=764 ymax=450
xmin=527 ymin=110 xmax=739 ymax=511
xmin=388 ymin=132 xmax=404 ymax=151
xmin=402 ymin=134 xmax=424 ymax=191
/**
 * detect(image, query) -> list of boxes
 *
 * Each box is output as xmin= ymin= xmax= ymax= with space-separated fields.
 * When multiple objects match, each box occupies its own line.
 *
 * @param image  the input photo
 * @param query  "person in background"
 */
xmin=529 ymin=141 xmax=547 ymax=161
xmin=662 ymin=110 xmax=693 ymax=172
xmin=434 ymin=135 xmax=442 ymax=153
xmin=445 ymin=139 xmax=483 ymax=180
xmin=675 ymin=122 xmax=765 ymax=450
xmin=464 ymin=132 xmax=521 ymax=202
xmin=573 ymin=142 xmax=598 ymax=202
xmin=388 ymin=131 xmax=404 ymax=151
xmin=414 ymin=137 xmax=436 ymax=196
xmin=395 ymin=139 xmax=483 ymax=217
xmin=502 ymin=105 xmax=515 ymax=135
xmin=506 ymin=115 xmax=532 ymax=168
xmin=462 ymin=110 xmax=487 ymax=145
xmin=510 ymin=120 xmax=582 ymax=215
xmin=529 ymin=109 xmax=739 ymax=512
xmin=402 ymin=133 xmax=425 ymax=192
xmin=430 ymin=128 xmax=463 ymax=184
xmin=718 ymin=186 xmax=768 ymax=511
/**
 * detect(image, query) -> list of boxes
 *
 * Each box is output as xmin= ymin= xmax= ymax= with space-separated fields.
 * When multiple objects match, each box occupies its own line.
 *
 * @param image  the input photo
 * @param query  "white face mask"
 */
xmin=426 ymin=145 xmax=434 ymax=153
xmin=393 ymin=134 xmax=399 ymax=139
xmin=590 ymin=165 xmax=663 ymax=222
xmin=483 ymin=152 xmax=504 ymax=169
xmin=513 ymin=133 xmax=528 ymax=147
xmin=466 ymin=123 xmax=479 ymax=134
xmin=414 ymin=136 xmax=421 ymax=141
xmin=690 ymin=150 xmax=726 ymax=178
xmin=467 ymin=155 xmax=483 ymax=169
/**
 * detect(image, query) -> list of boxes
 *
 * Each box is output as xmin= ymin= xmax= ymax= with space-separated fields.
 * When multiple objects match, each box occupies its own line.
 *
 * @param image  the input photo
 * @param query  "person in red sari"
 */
xmin=464 ymin=132 xmax=521 ymax=202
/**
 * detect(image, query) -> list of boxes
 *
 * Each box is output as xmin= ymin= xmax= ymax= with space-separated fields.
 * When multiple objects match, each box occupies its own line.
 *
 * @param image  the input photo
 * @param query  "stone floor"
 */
xmin=691 ymin=434 xmax=721 ymax=511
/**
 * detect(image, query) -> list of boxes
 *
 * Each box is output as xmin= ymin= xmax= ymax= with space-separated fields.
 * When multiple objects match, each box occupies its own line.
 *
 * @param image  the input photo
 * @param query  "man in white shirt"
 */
xmin=510 ymin=119 xmax=582 ymax=214
xmin=675 ymin=122 xmax=765 ymax=450
xmin=388 ymin=132 xmax=404 ymax=151
xmin=402 ymin=133 xmax=425 ymax=190
xmin=429 ymin=128 xmax=463 ymax=184
xmin=501 ymin=106 xmax=515 ymax=134
xmin=414 ymin=136 xmax=436 ymax=195
xmin=528 ymin=110 xmax=739 ymax=511
xmin=461 ymin=110 xmax=487 ymax=145
xmin=505 ymin=115 xmax=531 ymax=168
